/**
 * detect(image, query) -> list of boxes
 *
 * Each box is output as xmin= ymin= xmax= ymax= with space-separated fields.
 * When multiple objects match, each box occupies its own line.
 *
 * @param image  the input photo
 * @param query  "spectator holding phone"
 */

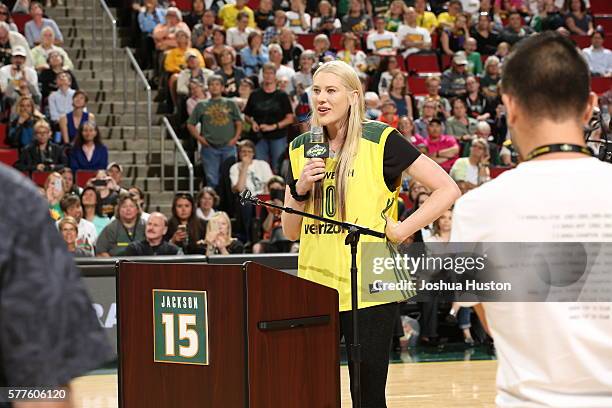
xmin=88 ymin=170 xmax=119 ymax=218
xmin=81 ymin=186 xmax=111 ymax=235
xmin=43 ymin=171 xmax=65 ymax=220
xmin=165 ymin=192 xmax=207 ymax=254
xmin=252 ymin=176 xmax=291 ymax=253
xmin=0 ymin=46 xmax=40 ymax=110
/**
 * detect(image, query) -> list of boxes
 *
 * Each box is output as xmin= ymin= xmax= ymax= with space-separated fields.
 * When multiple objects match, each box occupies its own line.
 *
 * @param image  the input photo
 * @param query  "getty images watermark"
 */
xmin=360 ymin=242 xmax=612 ymax=303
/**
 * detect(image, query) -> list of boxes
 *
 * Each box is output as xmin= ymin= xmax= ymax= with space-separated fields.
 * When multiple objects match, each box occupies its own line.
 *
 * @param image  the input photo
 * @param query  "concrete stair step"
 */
xmin=98 ymin=125 xmax=163 ymax=139
xmin=89 ymin=102 xmax=160 ymax=115
xmin=106 ymin=150 xmax=175 ymax=163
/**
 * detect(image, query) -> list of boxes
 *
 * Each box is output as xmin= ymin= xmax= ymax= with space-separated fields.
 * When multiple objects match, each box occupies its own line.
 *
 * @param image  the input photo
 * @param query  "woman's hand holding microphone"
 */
xmin=295 ymin=158 xmax=326 ymax=196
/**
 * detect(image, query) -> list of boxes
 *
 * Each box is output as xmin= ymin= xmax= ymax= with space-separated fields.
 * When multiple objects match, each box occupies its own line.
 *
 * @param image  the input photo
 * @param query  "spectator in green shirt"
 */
xmin=187 ymin=74 xmax=243 ymax=189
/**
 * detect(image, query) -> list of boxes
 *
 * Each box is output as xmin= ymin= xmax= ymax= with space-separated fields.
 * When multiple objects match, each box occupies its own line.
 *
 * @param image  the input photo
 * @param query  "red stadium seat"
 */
xmin=441 ymin=54 xmax=452 ymax=70
xmin=247 ymin=0 xmax=260 ymax=9
xmin=596 ymin=17 xmax=612 ymax=33
xmin=255 ymin=194 xmax=270 ymax=219
xmin=174 ymin=0 xmax=191 ymax=11
xmin=330 ymin=33 xmax=343 ymax=50
xmin=297 ymin=33 xmax=316 ymax=50
xmin=75 ymin=170 xmax=99 ymax=187
xmin=592 ymin=77 xmax=612 ymax=95
xmin=31 ymin=171 xmax=51 ymax=187
xmin=395 ymin=54 xmax=406 ymax=72
xmin=12 ymin=13 xmax=31 ymax=34
xmin=490 ymin=167 xmax=511 ymax=178
xmin=407 ymin=76 xmax=428 ymax=96
xmin=571 ymin=35 xmax=591 ymax=49
xmin=430 ymin=33 xmax=439 ymax=50
xmin=0 ymin=124 xmax=8 ymax=148
xmin=0 ymin=149 xmax=18 ymax=166
xmin=591 ymin=0 xmax=612 ymax=14
xmin=406 ymin=54 xmax=440 ymax=75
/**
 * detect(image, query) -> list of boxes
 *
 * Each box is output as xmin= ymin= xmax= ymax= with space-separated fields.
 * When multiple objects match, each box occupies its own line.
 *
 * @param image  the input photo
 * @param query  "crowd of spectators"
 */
xmin=6 ymin=0 xmax=611 ymax=260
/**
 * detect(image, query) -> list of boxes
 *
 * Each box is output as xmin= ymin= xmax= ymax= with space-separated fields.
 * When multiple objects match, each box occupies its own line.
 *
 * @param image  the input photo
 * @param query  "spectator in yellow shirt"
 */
xmin=164 ymin=30 xmax=205 ymax=103
xmin=437 ymin=0 xmax=462 ymax=29
xmin=414 ymin=0 xmax=438 ymax=33
xmin=218 ymin=0 xmax=256 ymax=30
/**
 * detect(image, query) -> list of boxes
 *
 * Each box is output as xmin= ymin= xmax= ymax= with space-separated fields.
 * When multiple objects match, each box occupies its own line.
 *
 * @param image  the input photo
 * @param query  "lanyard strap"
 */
xmin=524 ymin=143 xmax=593 ymax=161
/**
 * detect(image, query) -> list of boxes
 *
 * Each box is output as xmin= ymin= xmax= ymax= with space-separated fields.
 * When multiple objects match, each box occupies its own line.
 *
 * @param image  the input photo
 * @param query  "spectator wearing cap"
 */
xmin=424 ymin=118 xmax=459 ymax=172
xmin=437 ymin=0 xmax=462 ymax=30
xmin=48 ymin=71 xmax=75 ymax=124
xmin=367 ymin=14 xmax=400 ymax=56
xmin=187 ymin=74 xmax=242 ymax=189
xmin=227 ymin=11 xmax=256 ymax=51
xmin=500 ymin=11 xmax=534 ymax=46
xmin=31 ymin=26 xmax=73 ymax=72
xmin=123 ymin=212 xmax=182 ymax=256
xmin=15 ymin=120 xmax=67 ymax=172
xmin=413 ymin=0 xmax=438 ymax=34
xmin=69 ymin=121 xmax=109 ymax=173
xmin=0 ymin=46 xmax=40 ymax=109
xmin=0 ymin=21 xmax=33 ymax=67
xmin=107 ymin=161 xmax=127 ymax=194
xmin=440 ymin=13 xmax=471 ymax=56
xmin=240 ymin=31 xmax=269 ymax=76
xmin=24 ymin=2 xmax=63 ymax=47
xmin=396 ymin=6 xmax=432 ymax=57
xmin=59 ymin=90 xmax=94 ymax=145
xmin=264 ymin=10 xmax=287 ymax=46
xmin=441 ymin=51 xmax=468 ymax=98
xmin=582 ymin=30 xmax=612 ymax=77
xmin=219 ymin=0 xmax=256 ymax=30
xmin=153 ymin=7 xmax=190 ymax=51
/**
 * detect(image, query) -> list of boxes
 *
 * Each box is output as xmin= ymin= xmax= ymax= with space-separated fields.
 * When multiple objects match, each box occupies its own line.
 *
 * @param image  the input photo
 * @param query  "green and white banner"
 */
xmin=153 ymin=290 xmax=209 ymax=365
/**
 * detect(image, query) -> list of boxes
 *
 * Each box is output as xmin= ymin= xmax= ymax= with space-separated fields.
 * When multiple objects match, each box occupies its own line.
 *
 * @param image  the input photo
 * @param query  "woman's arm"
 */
xmin=386 ymin=155 xmax=461 ymax=242
xmin=440 ymin=30 xmax=453 ymax=56
xmin=59 ymin=115 xmax=69 ymax=144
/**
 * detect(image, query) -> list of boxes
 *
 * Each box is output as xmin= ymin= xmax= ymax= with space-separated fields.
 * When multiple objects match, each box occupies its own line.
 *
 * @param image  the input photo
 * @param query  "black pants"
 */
xmin=340 ymin=302 xmax=399 ymax=408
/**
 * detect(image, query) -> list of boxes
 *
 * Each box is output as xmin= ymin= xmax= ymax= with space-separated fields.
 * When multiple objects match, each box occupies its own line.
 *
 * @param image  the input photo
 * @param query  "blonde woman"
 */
xmin=202 ymin=211 xmax=244 ymax=255
xmin=282 ymin=60 xmax=460 ymax=406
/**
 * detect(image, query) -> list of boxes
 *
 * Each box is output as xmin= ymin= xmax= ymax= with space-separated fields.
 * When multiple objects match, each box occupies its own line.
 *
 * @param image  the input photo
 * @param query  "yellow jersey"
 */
xmin=289 ymin=121 xmax=412 ymax=311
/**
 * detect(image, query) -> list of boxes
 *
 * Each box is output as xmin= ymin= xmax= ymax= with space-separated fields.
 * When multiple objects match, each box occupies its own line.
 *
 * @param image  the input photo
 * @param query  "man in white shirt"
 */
xmin=396 ymin=7 xmax=432 ymax=57
xmin=582 ymin=30 xmax=612 ymax=77
xmin=452 ymin=32 xmax=612 ymax=407
xmin=0 ymin=22 xmax=33 ymax=67
xmin=367 ymin=14 xmax=399 ymax=56
xmin=226 ymin=11 xmax=255 ymax=51
xmin=59 ymin=195 xmax=98 ymax=256
xmin=0 ymin=46 xmax=39 ymax=107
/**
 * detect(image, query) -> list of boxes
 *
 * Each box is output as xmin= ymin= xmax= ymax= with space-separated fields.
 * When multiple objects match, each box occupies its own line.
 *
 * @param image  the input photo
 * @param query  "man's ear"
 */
xmin=582 ymin=91 xmax=598 ymax=126
xmin=501 ymin=94 xmax=516 ymax=128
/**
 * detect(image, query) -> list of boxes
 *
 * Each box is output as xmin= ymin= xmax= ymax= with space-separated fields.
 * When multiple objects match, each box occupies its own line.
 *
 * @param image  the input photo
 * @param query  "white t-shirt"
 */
xmin=226 ymin=27 xmax=255 ymax=49
xmin=396 ymin=24 xmax=431 ymax=57
xmin=366 ymin=30 xmax=399 ymax=55
xmin=285 ymin=11 xmax=311 ymax=34
xmin=229 ymin=159 xmax=274 ymax=196
xmin=452 ymin=157 xmax=612 ymax=407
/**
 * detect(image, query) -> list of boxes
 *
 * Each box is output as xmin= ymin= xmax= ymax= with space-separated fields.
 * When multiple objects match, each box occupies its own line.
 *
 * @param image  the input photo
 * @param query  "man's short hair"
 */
xmin=60 ymin=194 xmax=81 ymax=213
xmin=501 ymin=32 xmax=590 ymax=122
xmin=207 ymin=74 xmax=225 ymax=86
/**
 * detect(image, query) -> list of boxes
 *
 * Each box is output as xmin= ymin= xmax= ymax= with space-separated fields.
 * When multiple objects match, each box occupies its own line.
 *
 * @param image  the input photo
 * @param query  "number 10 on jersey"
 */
xmin=153 ymin=289 xmax=209 ymax=365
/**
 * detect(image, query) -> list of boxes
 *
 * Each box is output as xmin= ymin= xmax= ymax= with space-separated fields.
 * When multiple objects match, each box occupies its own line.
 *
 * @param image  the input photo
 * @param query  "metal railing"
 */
xmin=123 ymin=47 xmax=153 ymax=163
xmin=161 ymin=117 xmax=194 ymax=196
xmin=92 ymin=0 xmax=117 ymax=88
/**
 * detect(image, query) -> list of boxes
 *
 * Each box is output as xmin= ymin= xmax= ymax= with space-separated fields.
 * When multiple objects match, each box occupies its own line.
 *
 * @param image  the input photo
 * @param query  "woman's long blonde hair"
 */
xmin=310 ymin=60 xmax=366 ymax=222
xmin=205 ymin=211 xmax=232 ymax=246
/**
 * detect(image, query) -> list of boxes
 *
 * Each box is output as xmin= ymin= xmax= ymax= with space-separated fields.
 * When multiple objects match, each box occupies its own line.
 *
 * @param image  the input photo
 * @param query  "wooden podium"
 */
xmin=117 ymin=261 xmax=340 ymax=408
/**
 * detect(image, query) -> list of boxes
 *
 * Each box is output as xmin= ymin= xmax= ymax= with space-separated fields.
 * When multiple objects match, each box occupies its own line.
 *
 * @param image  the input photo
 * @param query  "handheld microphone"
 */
xmin=239 ymin=189 xmax=253 ymax=206
xmin=304 ymin=125 xmax=329 ymax=159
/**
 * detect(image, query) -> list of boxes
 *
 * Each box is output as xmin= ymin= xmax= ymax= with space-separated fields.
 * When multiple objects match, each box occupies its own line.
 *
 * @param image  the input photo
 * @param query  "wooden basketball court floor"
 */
xmin=70 ymin=360 xmax=497 ymax=407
